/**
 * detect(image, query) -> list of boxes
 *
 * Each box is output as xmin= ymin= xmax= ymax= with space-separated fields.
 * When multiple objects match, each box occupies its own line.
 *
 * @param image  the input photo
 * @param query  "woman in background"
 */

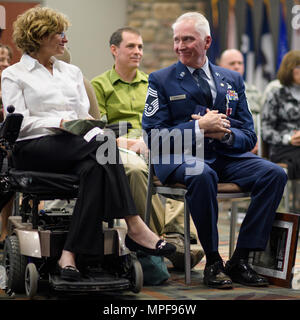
xmin=0 ymin=43 xmax=12 ymax=121
xmin=261 ymin=50 xmax=300 ymax=180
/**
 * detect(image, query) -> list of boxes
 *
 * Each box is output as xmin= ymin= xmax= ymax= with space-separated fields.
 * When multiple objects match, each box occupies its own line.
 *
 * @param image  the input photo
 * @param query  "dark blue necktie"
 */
xmin=193 ymin=68 xmax=213 ymax=107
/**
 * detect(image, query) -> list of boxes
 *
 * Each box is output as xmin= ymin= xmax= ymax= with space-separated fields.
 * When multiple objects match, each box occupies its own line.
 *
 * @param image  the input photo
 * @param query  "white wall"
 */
xmin=44 ymin=0 xmax=127 ymax=79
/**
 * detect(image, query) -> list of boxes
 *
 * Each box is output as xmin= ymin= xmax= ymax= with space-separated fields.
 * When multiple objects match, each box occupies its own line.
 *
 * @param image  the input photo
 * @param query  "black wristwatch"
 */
xmin=221 ymin=132 xmax=231 ymax=142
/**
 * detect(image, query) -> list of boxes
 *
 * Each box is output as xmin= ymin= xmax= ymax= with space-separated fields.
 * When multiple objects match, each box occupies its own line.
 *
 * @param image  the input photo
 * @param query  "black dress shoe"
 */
xmin=225 ymin=259 xmax=269 ymax=287
xmin=203 ymin=260 xmax=233 ymax=289
xmin=125 ymin=235 xmax=176 ymax=256
xmin=57 ymin=264 xmax=81 ymax=281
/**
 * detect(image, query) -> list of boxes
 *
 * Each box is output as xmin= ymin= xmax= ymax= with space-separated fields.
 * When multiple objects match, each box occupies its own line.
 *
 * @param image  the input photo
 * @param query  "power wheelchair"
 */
xmin=0 ymin=106 xmax=143 ymax=298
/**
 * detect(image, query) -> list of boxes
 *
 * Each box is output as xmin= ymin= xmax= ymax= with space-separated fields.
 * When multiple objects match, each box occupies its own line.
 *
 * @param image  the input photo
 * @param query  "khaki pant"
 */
xmin=164 ymin=199 xmax=197 ymax=239
xmin=120 ymin=150 xmax=197 ymax=238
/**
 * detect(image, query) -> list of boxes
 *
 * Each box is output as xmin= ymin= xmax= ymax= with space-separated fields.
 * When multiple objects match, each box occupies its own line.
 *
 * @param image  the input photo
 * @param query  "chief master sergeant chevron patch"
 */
xmin=144 ymin=86 xmax=159 ymax=117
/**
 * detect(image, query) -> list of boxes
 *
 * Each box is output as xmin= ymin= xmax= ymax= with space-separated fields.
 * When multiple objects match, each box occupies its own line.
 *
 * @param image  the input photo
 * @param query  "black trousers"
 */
xmin=270 ymin=145 xmax=300 ymax=179
xmin=13 ymin=133 xmax=136 ymax=255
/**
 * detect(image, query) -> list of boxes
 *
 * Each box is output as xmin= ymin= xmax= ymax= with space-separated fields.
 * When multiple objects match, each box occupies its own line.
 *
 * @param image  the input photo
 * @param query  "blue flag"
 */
xmin=276 ymin=2 xmax=289 ymax=71
xmin=207 ymin=0 xmax=220 ymax=64
xmin=240 ymin=2 xmax=255 ymax=84
xmin=208 ymin=24 xmax=220 ymax=64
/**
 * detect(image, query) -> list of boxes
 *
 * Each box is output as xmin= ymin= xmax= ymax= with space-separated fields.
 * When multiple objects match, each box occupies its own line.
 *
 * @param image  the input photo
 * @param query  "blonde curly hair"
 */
xmin=13 ymin=6 xmax=71 ymax=54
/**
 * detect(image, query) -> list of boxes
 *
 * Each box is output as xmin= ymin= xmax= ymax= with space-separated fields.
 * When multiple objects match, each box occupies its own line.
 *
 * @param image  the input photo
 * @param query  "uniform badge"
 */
xmin=144 ymin=87 xmax=159 ymax=117
xmin=225 ymin=95 xmax=232 ymax=115
xmin=226 ymin=90 xmax=238 ymax=101
xmin=226 ymin=107 xmax=232 ymax=116
xmin=170 ymin=94 xmax=186 ymax=101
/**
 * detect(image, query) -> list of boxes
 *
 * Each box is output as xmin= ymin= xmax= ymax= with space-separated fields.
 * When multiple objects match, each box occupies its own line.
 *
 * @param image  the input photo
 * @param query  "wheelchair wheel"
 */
xmin=25 ymin=263 xmax=39 ymax=299
xmin=130 ymin=255 xmax=143 ymax=293
xmin=4 ymin=235 xmax=27 ymax=294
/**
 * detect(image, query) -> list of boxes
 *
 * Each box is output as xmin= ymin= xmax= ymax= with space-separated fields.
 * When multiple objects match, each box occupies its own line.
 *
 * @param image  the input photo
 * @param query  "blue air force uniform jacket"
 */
xmin=142 ymin=61 xmax=258 ymax=183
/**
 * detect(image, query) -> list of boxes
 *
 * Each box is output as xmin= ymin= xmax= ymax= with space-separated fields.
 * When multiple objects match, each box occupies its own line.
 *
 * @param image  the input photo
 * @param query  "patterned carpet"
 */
xmin=118 ymin=201 xmax=300 ymax=301
xmin=1 ymin=205 xmax=300 ymax=303
xmin=1 ymin=197 xmax=300 ymax=306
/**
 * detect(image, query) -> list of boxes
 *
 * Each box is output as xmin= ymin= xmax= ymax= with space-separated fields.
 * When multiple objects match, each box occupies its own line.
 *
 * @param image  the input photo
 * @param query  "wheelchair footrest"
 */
xmin=49 ymin=273 xmax=131 ymax=292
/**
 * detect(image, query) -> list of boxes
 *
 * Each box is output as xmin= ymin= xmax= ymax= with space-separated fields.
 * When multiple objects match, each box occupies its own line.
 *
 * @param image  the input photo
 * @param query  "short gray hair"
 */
xmin=172 ymin=12 xmax=211 ymax=39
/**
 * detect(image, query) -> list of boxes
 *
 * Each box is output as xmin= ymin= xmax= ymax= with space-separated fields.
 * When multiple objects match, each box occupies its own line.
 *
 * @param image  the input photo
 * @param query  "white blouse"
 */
xmin=1 ymin=54 xmax=90 ymax=141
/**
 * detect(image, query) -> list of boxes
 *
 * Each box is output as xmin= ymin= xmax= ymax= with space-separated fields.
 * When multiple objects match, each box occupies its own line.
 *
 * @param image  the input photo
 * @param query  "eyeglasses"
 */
xmin=58 ymin=31 xmax=66 ymax=39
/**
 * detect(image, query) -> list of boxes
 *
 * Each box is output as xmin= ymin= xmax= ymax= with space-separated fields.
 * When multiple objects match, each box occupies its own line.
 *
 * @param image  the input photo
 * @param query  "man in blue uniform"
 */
xmin=142 ymin=12 xmax=287 ymax=289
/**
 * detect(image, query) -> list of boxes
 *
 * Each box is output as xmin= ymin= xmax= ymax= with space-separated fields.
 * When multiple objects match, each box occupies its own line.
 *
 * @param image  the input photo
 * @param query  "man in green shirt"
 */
xmin=91 ymin=27 xmax=203 ymax=270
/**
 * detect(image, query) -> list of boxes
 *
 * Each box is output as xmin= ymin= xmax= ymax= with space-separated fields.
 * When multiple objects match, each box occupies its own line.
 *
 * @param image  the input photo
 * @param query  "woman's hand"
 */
xmin=60 ymin=119 xmax=69 ymax=128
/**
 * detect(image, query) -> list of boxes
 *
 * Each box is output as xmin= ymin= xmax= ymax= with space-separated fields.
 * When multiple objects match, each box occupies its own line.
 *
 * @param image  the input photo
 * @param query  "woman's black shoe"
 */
xmin=57 ymin=264 xmax=81 ymax=281
xmin=125 ymin=235 xmax=176 ymax=256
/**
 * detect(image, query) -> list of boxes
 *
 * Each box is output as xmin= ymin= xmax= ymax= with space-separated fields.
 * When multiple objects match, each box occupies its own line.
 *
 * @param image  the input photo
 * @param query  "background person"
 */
xmin=261 ymin=79 xmax=281 ymax=106
xmin=261 ymin=50 xmax=300 ymax=180
xmin=1 ymin=7 xmax=175 ymax=281
xmin=0 ymin=43 xmax=12 ymax=122
xmin=142 ymin=11 xmax=287 ymax=289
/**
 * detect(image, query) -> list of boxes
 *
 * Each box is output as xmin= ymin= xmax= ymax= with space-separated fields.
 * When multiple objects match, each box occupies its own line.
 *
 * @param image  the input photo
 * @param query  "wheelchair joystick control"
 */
xmin=7 ymin=105 xmax=15 ymax=114
xmin=0 ymin=105 xmax=23 ymax=146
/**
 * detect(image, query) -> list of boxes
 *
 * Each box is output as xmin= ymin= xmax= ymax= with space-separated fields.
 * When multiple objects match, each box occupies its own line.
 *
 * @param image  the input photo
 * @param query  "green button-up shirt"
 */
xmin=91 ymin=66 xmax=148 ymax=137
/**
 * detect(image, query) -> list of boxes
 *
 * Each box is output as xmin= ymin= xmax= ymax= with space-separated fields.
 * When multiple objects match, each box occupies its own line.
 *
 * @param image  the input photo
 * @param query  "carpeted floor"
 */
xmin=1 ymin=200 xmax=300 ymax=302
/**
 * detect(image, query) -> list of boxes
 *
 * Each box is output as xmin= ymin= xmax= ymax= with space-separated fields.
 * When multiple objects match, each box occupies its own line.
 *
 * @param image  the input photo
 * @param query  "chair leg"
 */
xmin=281 ymin=167 xmax=289 ymax=212
xmin=292 ymin=180 xmax=296 ymax=211
xmin=229 ymin=201 xmax=238 ymax=258
xmin=284 ymin=180 xmax=290 ymax=212
xmin=184 ymin=196 xmax=191 ymax=285
xmin=145 ymin=166 xmax=154 ymax=227
xmin=145 ymin=189 xmax=152 ymax=227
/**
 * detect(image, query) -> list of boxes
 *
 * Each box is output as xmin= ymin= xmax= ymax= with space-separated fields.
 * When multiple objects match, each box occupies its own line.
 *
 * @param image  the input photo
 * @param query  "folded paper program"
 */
xmin=46 ymin=119 xmax=132 ymax=139
xmin=63 ymin=119 xmax=106 ymax=135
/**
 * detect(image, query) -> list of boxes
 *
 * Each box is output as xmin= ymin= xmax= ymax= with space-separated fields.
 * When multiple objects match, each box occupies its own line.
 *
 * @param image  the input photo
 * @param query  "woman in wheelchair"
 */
xmin=1 ymin=7 xmax=175 ymax=281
